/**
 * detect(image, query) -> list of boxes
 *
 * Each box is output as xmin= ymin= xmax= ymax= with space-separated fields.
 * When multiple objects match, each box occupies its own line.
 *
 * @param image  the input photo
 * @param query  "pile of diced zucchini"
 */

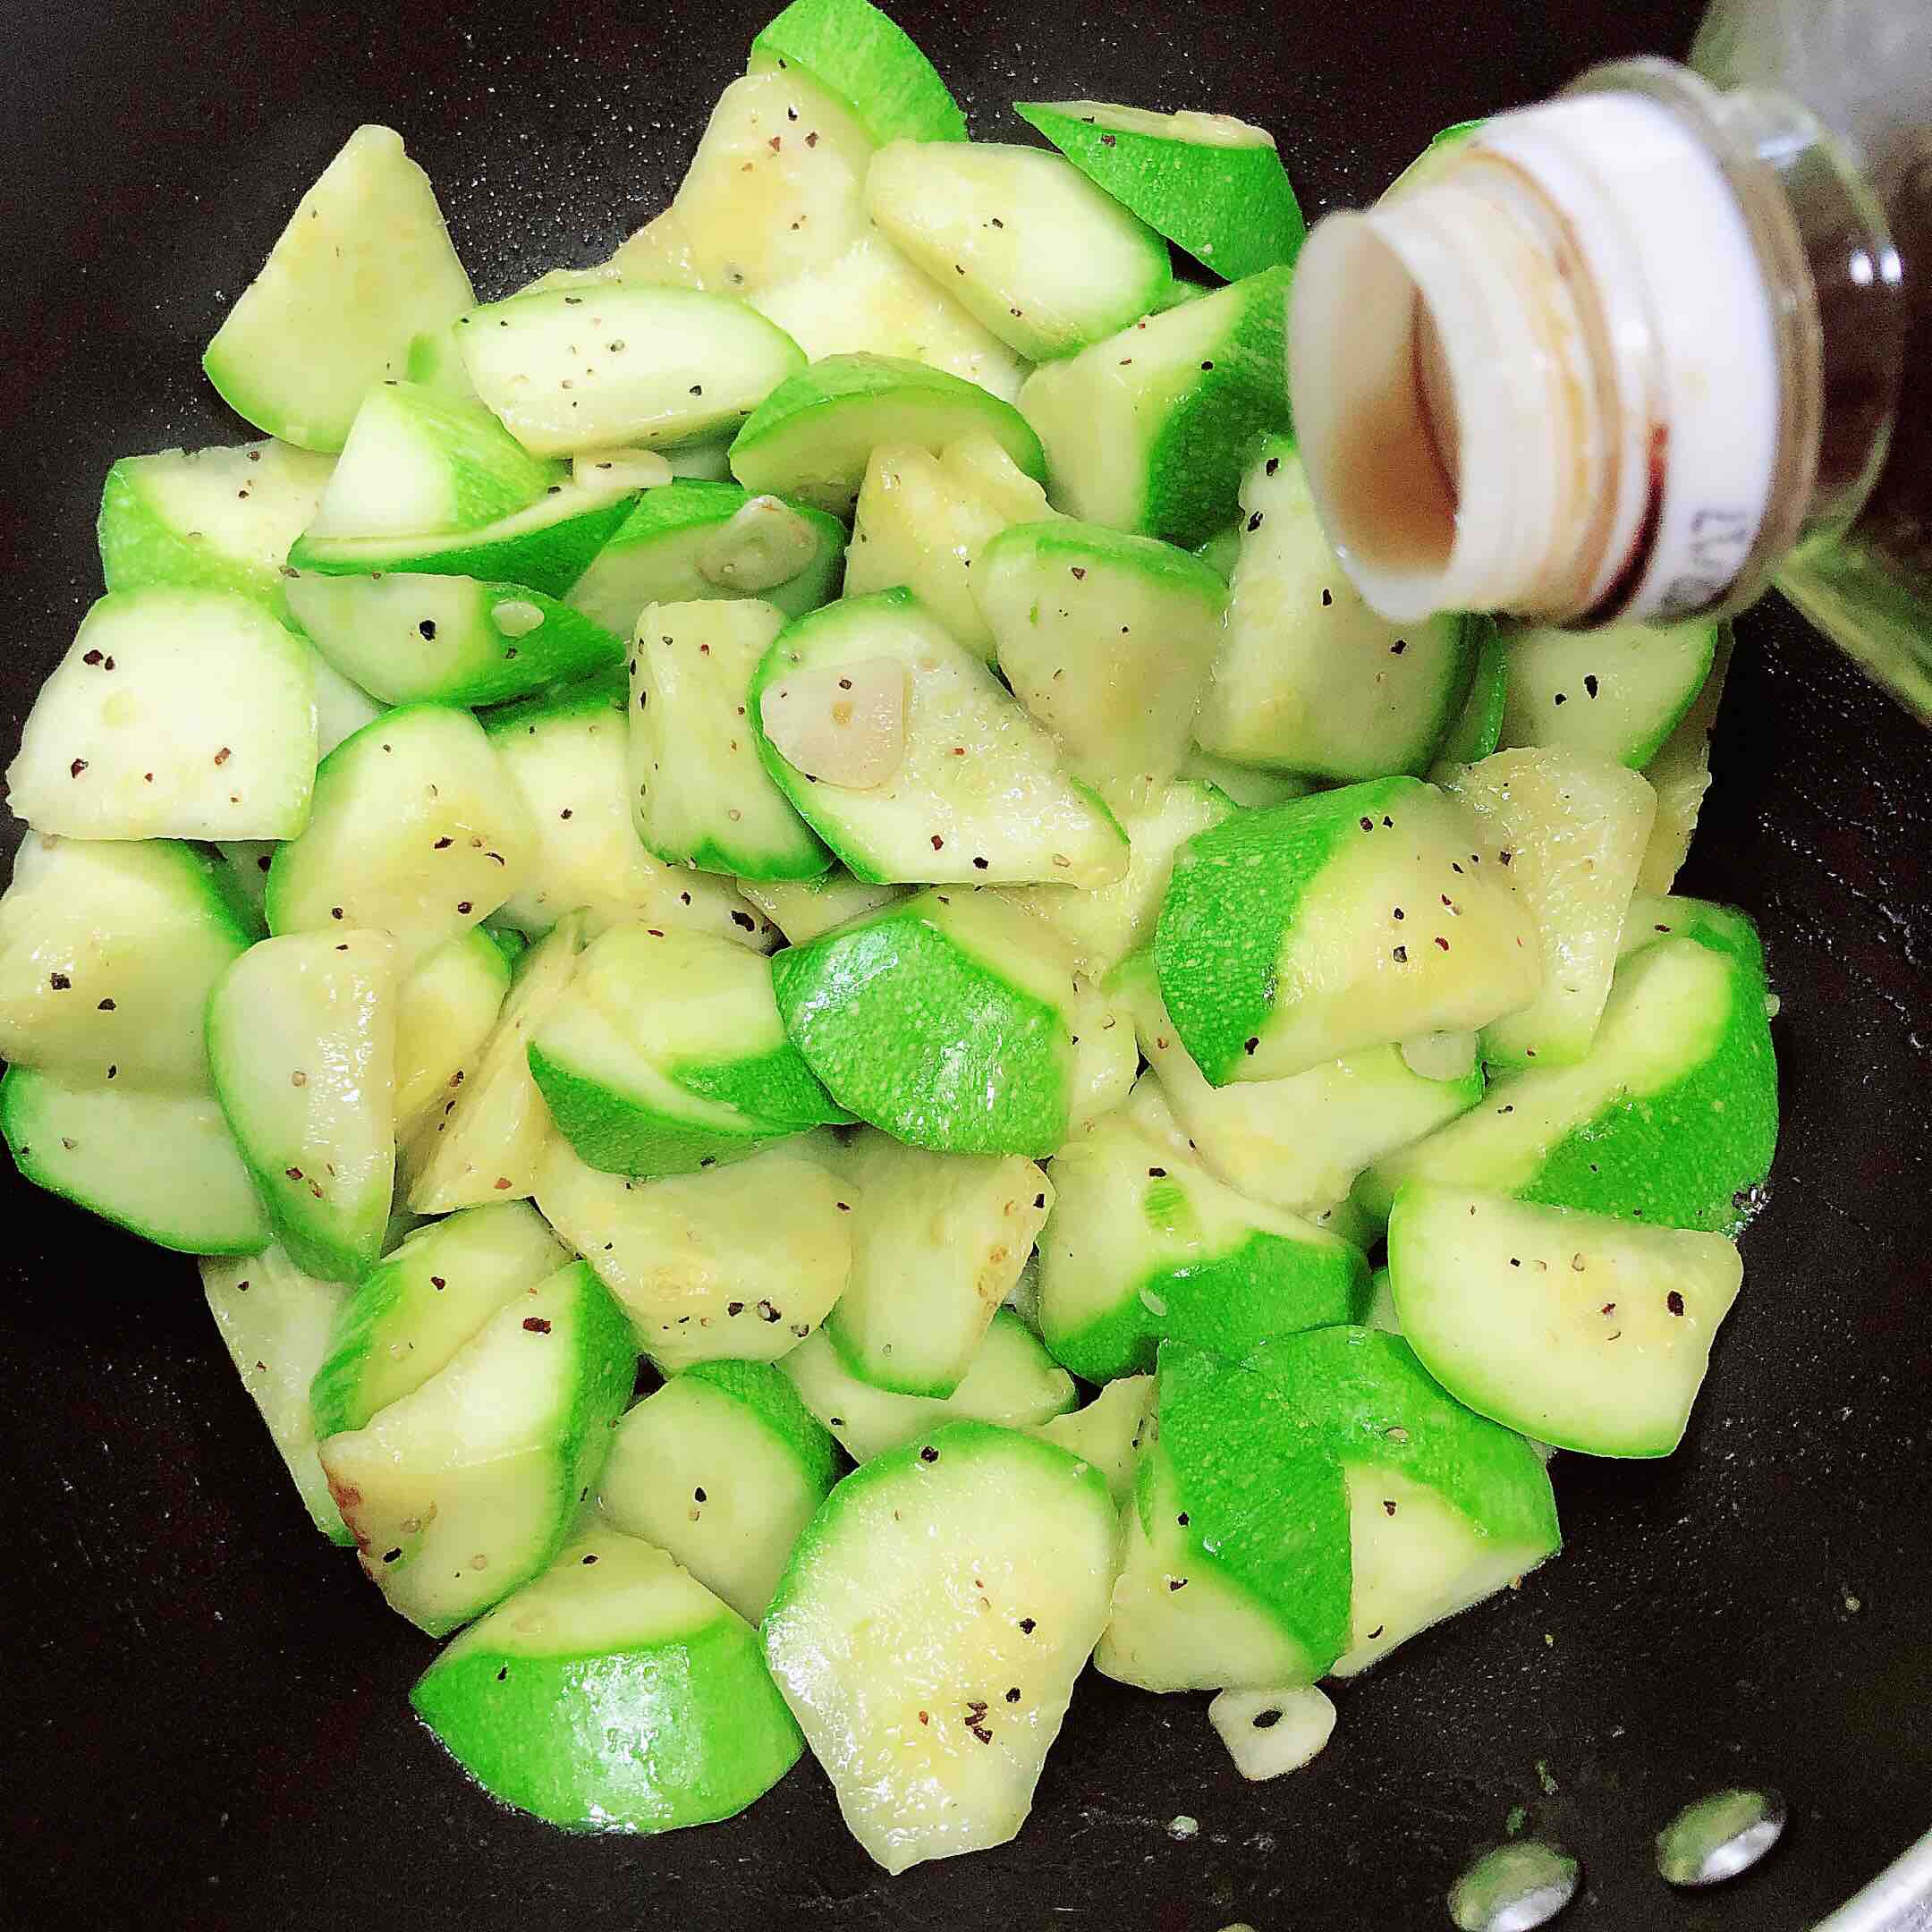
xmin=1 ymin=0 xmax=1775 ymax=1876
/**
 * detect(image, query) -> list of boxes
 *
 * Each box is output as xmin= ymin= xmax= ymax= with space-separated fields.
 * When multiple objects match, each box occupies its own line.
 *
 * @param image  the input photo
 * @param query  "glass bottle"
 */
xmin=1284 ymin=0 xmax=1932 ymax=721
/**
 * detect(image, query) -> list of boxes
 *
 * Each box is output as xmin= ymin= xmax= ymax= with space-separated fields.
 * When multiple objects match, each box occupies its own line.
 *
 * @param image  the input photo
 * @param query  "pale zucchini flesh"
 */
xmin=6 ymin=588 xmax=318 ymax=842
xmin=780 ymin=1310 xmax=1076 ymax=1463
xmin=751 ymin=589 xmax=1128 ymax=889
xmin=632 ymin=597 xmax=829 ymax=879
xmin=3 ymin=1066 xmax=270 ymax=1255
xmin=202 ymin=1247 xmax=356 ymax=1543
xmin=483 ymin=682 xmax=775 ymax=949
xmin=762 ymin=1421 xmax=1117 ymax=1874
xmin=203 ymin=125 xmax=477 ymax=453
xmin=207 ymin=929 xmax=398 ymax=1282
xmin=457 ymin=285 xmax=807 ymax=458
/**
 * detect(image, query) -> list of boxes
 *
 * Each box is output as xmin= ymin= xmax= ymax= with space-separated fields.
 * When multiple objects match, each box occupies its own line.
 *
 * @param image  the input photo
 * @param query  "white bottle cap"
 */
xmin=1289 ymin=91 xmax=1781 ymax=626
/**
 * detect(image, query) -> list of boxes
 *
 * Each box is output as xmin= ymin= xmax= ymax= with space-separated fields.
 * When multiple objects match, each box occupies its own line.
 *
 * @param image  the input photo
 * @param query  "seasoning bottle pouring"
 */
xmin=1286 ymin=0 xmax=1932 ymax=720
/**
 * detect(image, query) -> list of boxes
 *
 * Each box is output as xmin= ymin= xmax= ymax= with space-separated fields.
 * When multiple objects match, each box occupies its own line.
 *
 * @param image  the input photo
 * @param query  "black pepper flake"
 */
xmin=1243 ymin=1035 xmax=1259 ymax=1055
xmin=97 ymin=998 xmax=115 ymax=1012
xmin=756 ymin=1300 xmax=781 ymax=1323
xmin=1071 ymin=565 xmax=1087 ymax=580
xmin=1393 ymin=945 xmax=1409 ymax=962
xmin=1252 ymin=1707 xmax=1282 ymax=1730
xmin=382 ymin=1547 xmax=402 ymax=1563
xmin=1019 ymin=1617 xmax=1036 ymax=1633
xmin=49 ymin=972 xmax=71 ymax=990
xmin=1166 ymin=1577 xmax=1188 ymax=1591
xmin=68 ymin=759 xmax=87 ymax=779
xmin=430 ymin=1276 xmax=446 ymax=1291
xmin=1391 ymin=639 xmax=1407 ymax=656
xmin=1033 ymin=1192 xmax=1046 ymax=1209
xmin=523 ymin=1317 xmax=552 ymax=1334
xmin=1435 ymin=936 xmax=1450 ymax=951
xmin=1266 ymin=456 xmax=1280 ymax=476
xmin=972 ymin=855 xmax=988 ymax=869
xmin=1005 ymin=1687 xmax=1021 ymax=1703
xmin=1147 ymin=1165 xmax=1167 ymax=1178
xmin=1360 ymin=816 xmax=1375 ymax=831
xmin=971 ymin=1724 xmax=994 ymax=1744
xmin=931 ymin=834 xmax=944 ymax=851
xmin=434 ymin=836 xmax=453 ymax=850
xmin=457 ymin=901 xmax=472 ymax=914
xmin=1200 ymin=360 xmax=1214 ymax=371
xmin=1393 ymin=907 xmax=1405 ymax=921
xmin=81 ymin=649 xmax=103 ymax=665
xmin=919 ymin=1445 xmax=939 ymax=1463
xmin=330 ymin=906 xmax=343 ymax=920
xmin=731 ymin=911 xmax=756 ymax=931
xmin=1666 ymin=1290 xmax=1686 ymax=1317
xmin=1247 ymin=511 xmax=1264 ymax=532
xmin=1367 ymin=1624 xmax=1385 ymax=1640
xmin=496 ymin=1666 xmax=509 ymax=1682
xmin=1554 ymin=691 xmax=1568 ymax=707
xmin=689 ymin=384 xmax=704 ymax=396
xmin=726 ymin=1301 xmax=744 ymax=1316
xmin=1321 ymin=587 xmax=1333 ymax=606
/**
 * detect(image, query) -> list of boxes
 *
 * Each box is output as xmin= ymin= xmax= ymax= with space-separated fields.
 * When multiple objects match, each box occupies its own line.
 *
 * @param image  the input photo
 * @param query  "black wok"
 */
xmin=3 ymin=3 xmax=1929 ymax=1927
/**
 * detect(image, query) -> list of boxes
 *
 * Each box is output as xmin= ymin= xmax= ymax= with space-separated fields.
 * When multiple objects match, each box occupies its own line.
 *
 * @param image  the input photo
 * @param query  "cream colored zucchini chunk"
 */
xmin=457 ymin=286 xmax=805 ymax=458
xmin=320 ymin=1259 xmax=637 ymax=1634
xmin=265 ymin=704 xmax=538 ymax=971
xmin=534 ymin=1135 xmax=851 ymax=1372
xmin=731 ymin=355 xmax=1046 ymax=518
xmin=751 ymin=590 xmax=1126 ymax=888
xmin=1112 ymin=950 xmax=1482 ymax=1217
xmin=483 ymin=679 xmax=775 ymax=948
xmin=1155 ymin=776 xmax=1539 ymax=1084
xmin=0 ymin=833 xmax=257 ymax=1095
xmin=763 ymin=1422 xmax=1116 ymax=1873
xmin=631 ymin=598 xmax=829 ymax=880
xmin=7 ymin=588 xmax=317 ymax=842
xmin=845 ymin=435 xmax=1056 ymax=659
xmin=309 ymin=1201 xmax=569 ymax=1440
xmin=207 ymin=930 xmax=398 ymax=1282
xmin=564 ymin=482 xmax=844 ymax=638
xmin=1194 ymin=441 xmax=1476 ymax=780
xmin=977 ymin=519 xmax=1226 ymax=812
xmin=597 ymin=1360 xmax=841 ymax=1623
xmin=1038 ymin=1076 xmax=1364 ymax=1383
xmin=1442 ymin=747 xmax=1657 ymax=1067
xmin=865 ymin=140 xmax=1172 ymax=360
xmin=1018 ymin=267 xmax=1293 ymax=548
xmin=3 ymin=1068 xmax=269 ymax=1256
xmin=528 ymin=922 xmax=847 ymax=1178
xmin=823 ymin=1130 xmax=1053 ymax=1398
xmin=1389 ymin=1187 xmax=1744 ymax=1458
xmin=97 ymin=437 xmax=335 ymax=624
xmin=202 ymin=1247 xmax=356 ymax=1544
xmin=781 ymin=1311 xmax=1076 ymax=1463
xmin=203 ymin=125 xmax=476 ymax=453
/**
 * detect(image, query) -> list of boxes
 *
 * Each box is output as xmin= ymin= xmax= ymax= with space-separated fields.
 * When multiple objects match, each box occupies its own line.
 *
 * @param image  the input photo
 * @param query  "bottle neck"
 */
xmin=1287 ymin=58 xmax=1909 ymax=629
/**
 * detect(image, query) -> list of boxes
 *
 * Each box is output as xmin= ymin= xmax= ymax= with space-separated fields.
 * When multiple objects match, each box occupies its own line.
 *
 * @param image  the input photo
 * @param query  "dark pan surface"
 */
xmin=3 ymin=4 xmax=1929 ymax=1928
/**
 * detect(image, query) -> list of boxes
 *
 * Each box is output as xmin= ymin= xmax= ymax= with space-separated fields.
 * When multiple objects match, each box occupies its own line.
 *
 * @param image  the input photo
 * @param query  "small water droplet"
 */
xmin=1448 ymin=1841 xmax=1579 ymax=1931
xmin=1656 ymin=1787 xmax=1786 ymax=1887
